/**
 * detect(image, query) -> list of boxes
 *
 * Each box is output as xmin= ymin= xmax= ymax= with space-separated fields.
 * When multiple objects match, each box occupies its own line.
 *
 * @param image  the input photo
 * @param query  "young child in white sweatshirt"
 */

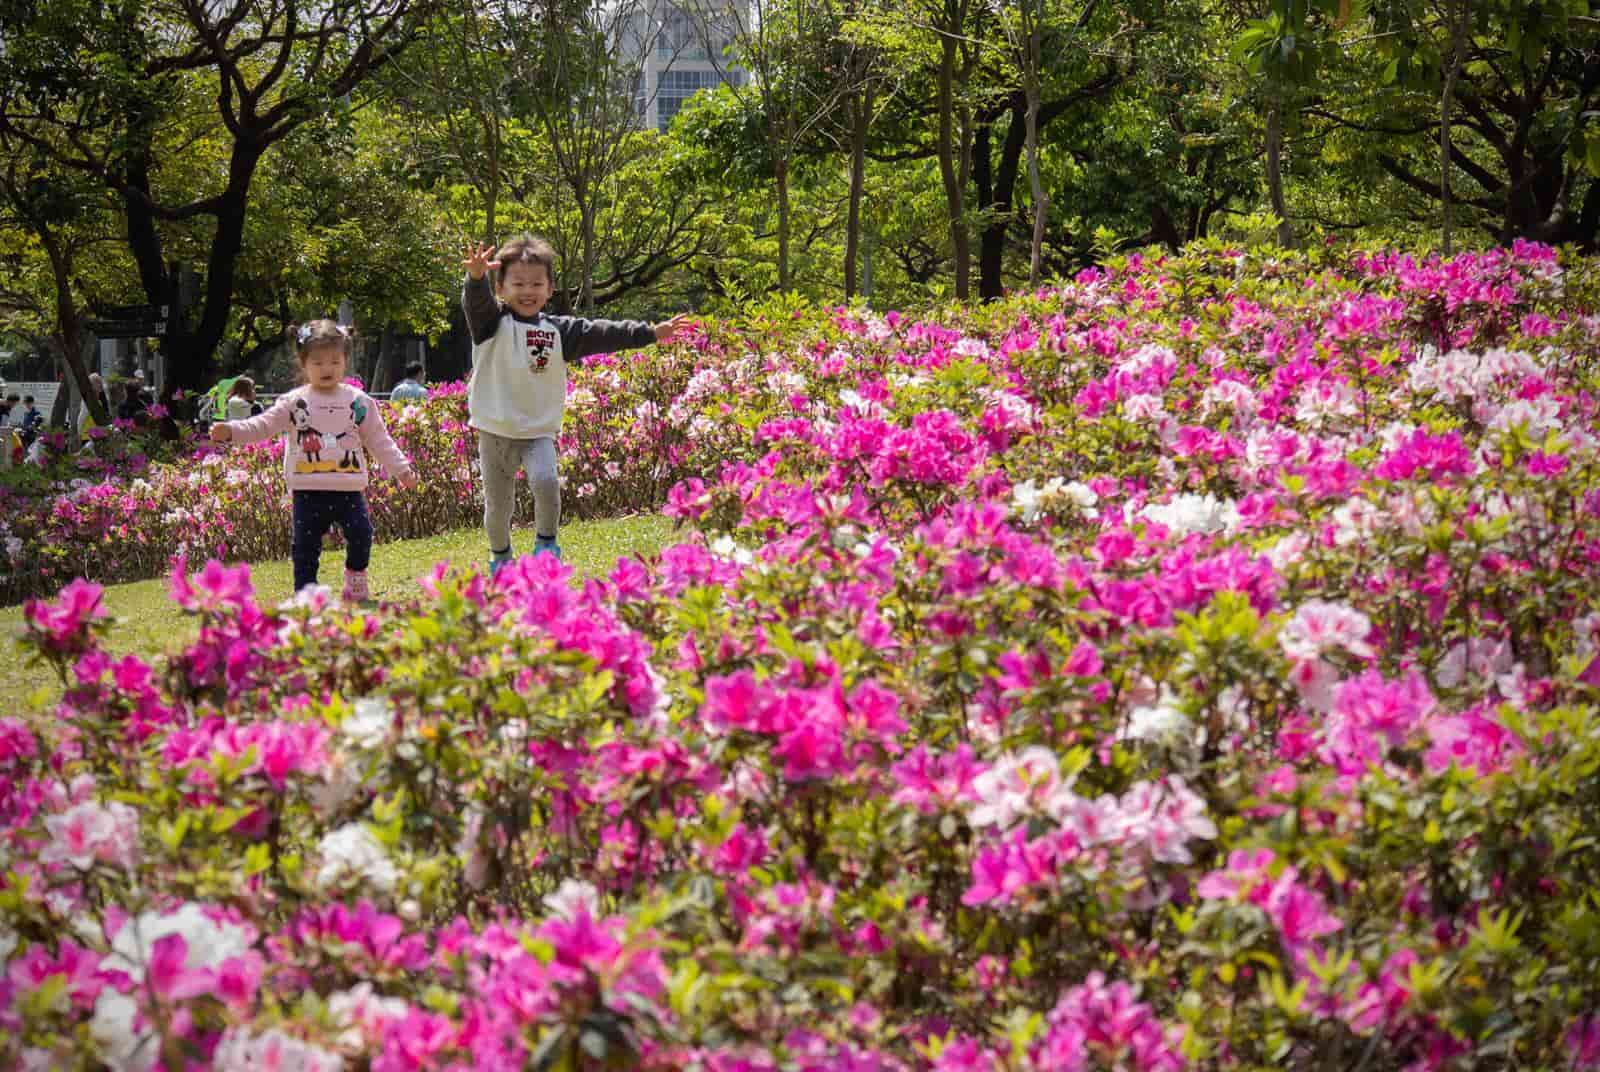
xmin=462 ymin=235 xmax=686 ymax=575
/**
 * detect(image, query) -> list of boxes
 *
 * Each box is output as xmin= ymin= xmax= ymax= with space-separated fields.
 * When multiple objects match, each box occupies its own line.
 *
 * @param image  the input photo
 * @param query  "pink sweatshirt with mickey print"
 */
xmin=224 ymin=384 xmax=413 ymax=492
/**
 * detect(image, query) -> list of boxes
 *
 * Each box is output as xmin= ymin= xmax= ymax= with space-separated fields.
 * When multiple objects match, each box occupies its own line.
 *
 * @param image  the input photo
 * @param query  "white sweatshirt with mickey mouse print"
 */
xmin=462 ymin=274 xmax=657 ymax=441
xmin=224 ymin=384 xmax=413 ymax=492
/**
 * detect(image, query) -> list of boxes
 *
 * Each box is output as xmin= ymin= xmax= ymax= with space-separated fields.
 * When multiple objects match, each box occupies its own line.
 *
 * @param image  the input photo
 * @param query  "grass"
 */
xmin=1 ymin=513 xmax=678 ymax=716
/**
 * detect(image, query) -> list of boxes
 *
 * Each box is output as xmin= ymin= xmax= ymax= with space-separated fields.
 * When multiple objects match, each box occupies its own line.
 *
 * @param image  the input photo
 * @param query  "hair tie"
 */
xmin=296 ymin=324 xmax=314 ymax=345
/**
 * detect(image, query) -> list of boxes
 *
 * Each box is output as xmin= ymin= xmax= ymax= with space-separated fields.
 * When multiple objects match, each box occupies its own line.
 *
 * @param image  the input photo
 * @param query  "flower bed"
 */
xmin=6 ymin=240 xmax=1600 ymax=1069
xmin=0 ymin=352 xmax=711 ymax=604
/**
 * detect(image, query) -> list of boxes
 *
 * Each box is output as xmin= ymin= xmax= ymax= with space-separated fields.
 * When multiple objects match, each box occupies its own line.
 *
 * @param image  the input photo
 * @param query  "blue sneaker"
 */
xmin=488 ymin=547 xmax=513 ymax=578
xmin=532 ymin=535 xmax=562 ymax=560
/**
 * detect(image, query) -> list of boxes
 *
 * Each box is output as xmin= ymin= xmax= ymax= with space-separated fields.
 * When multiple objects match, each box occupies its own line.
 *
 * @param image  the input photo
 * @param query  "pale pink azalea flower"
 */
xmin=1196 ymin=847 xmax=1277 ymax=901
xmin=1328 ymin=497 xmax=1380 ymax=547
xmin=327 ymin=983 xmax=411 ymax=1051
xmin=1121 ymin=392 xmax=1169 ymax=423
xmin=1279 ymin=599 xmax=1375 ymax=662
xmin=41 ymin=800 xmax=139 ymax=872
xmin=213 ymin=1026 xmax=345 ymax=1071
xmin=1052 ymin=791 xmax=1120 ymax=847
xmin=1264 ymin=531 xmax=1310 ymax=571
xmin=1286 ymin=656 xmax=1340 ymax=712
xmin=543 ymin=879 xmax=602 ymax=921
xmin=1434 ymin=636 xmax=1513 ymax=688
xmin=967 ymin=747 xmax=1065 ymax=830
xmin=1293 ymin=380 xmax=1359 ymax=426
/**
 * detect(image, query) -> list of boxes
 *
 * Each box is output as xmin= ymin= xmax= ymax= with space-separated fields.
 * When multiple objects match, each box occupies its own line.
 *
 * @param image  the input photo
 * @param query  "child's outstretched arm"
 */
xmin=210 ymin=394 xmax=293 ymax=444
xmin=653 ymin=314 xmax=692 ymax=344
xmin=359 ymin=398 xmax=417 ymax=487
xmin=461 ymin=241 xmax=503 ymax=345
xmin=558 ymin=312 xmax=694 ymax=363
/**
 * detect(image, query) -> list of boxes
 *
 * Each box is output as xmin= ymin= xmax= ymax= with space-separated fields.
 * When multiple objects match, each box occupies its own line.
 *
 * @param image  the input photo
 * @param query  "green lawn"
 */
xmin=2 ymin=514 xmax=677 ymax=716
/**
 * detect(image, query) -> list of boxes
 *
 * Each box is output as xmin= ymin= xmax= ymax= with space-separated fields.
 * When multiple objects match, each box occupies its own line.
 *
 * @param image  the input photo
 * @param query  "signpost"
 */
xmin=87 ymin=304 xmax=169 ymax=340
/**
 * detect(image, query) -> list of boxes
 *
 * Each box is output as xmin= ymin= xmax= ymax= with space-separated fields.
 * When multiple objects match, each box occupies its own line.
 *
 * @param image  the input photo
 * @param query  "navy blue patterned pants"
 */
xmin=292 ymin=490 xmax=373 ymax=590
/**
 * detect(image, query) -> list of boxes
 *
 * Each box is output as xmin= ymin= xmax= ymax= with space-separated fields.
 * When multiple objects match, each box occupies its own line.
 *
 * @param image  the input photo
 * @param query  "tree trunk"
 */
xmin=371 ymin=328 xmax=401 ymax=394
xmin=178 ymin=139 xmax=266 ymax=394
xmin=936 ymin=32 xmax=969 ymax=299
xmin=1440 ymin=0 xmax=1469 ymax=254
xmin=776 ymin=138 xmax=792 ymax=291
xmin=485 ymin=134 xmax=500 ymax=240
xmin=845 ymin=86 xmax=869 ymax=299
xmin=1265 ymin=96 xmax=1294 ymax=247
xmin=580 ymin=197 xmax=597 ymax=314
xmin=122 ymin=146 xmax=169 ymax=302
xmin=1024 ymin=2 xmax=1047 ymax=286
xmin=979 ymin=94 xmax=1033 ymax=300
xmin=957 ymin=102 xmax=974 ymax=298
xmin=975 ymin=122 xmax=1001 ymax=299
xmin=39 ymin=228 xmax=107 ymax=428
xmin=863 ymin=228 xmax=874 ymax=299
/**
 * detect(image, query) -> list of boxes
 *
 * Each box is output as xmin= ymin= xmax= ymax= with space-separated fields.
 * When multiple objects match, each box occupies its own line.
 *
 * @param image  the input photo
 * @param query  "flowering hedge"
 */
xmin=0 ymin=350 xmax=709 ymax=605
xmin=8 ymin=239 xmax=1600 ymax=1069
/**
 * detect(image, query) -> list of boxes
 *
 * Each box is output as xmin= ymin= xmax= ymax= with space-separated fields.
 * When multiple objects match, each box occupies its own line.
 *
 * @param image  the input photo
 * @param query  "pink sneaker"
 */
xmin=342 ymin=569 xmax=370 ymax=604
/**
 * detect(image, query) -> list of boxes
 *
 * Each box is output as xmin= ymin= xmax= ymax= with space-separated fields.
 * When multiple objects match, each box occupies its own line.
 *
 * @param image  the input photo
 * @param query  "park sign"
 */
xmin=88 ymin=303 xmax=169 ymax=339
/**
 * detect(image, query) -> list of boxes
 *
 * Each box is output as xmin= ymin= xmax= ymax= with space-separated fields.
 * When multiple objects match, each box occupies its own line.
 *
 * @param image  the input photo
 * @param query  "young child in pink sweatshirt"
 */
xmin=210 ymin=319 xmax=416 ymax=601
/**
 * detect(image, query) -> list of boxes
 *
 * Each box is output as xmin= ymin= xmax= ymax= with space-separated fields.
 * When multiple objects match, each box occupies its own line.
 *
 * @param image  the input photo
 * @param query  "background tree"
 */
xmin=0 ymin=0 xmax=441 ymax=394
xmin=681 ymin=0 xmax=860 ymax=293
xmin=379 ymin=2 xmax=539 ymax=240
xmin=1359 ymin=0 xmax=1600 ymax=248
xmin=0 ymin=149 xmax=109 ymax=427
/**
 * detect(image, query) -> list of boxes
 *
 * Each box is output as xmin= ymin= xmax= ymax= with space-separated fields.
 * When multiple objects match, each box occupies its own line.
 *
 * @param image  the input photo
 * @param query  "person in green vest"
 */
xmin=204 ymin=376 xmax=242 ymax=423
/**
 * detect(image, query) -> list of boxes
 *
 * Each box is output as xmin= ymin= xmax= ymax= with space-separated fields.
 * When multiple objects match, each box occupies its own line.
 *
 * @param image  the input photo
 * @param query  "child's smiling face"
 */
xmin=302 ymin=343 xmax=348 ymax=390
xmin=497 ymin=260 xmax=553 ymax=318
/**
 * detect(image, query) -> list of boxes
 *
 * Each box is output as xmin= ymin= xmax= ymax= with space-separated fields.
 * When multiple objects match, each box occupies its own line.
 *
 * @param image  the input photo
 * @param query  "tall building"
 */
xmin=619 ymin=1 xmax=746 ymax=134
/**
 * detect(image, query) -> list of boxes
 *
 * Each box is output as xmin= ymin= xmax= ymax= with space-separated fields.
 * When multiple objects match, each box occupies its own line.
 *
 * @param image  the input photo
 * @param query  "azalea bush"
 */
xmin=7 ymin=238 xmax=1600 ymax=1069
xmin=0 ymin=351 xmax=713 ymax=605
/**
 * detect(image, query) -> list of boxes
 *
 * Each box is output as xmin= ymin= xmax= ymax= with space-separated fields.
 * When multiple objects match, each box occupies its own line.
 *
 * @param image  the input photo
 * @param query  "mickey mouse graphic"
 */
xmin=290 ymin=399 xmax=324 ymax=463
xmin=526 ymin=326 xmax=554 ymax=373
xmin=334 ymin=397 xmax=369 ymax=472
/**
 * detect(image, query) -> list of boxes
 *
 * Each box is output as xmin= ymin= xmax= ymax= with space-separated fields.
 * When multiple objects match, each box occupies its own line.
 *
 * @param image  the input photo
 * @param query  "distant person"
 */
xmin=118 ymin=378 xmax=151 ymax=423
xmin=389 ymin=362 xmax=428 ymax=403
xmin=78 ymin=373 xmax=111 ymax=437
xmin=16 ymin=395 xmax=42 ymax=448
xmin=226 ymin=376 xmax=262 ymax=419
xmin=0 ymin=392 xmax=15 ymax=470
xmin=462 ymin=236 xmax=687 ymax=574
xmin=209 ymin=319 xmax=415 ymax=603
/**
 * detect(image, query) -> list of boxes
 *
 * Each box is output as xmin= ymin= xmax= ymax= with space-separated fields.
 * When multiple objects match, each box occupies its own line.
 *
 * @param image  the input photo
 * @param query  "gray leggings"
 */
xmin=478 ymin=431 xmax=559 ymax=551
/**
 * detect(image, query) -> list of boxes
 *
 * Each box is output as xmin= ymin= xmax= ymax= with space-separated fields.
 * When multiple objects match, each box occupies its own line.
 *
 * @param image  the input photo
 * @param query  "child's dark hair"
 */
xmin=229 ymin=376 xmax=256 ymax=400
xmin=493 ymin=235 xmax=556 ymax=284
xmin=288 ymin=319 xmax=351 ymax=360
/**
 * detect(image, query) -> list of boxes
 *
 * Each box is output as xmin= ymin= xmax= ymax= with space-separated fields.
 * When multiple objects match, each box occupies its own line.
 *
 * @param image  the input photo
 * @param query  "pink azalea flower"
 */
xmin=1568 ymin=1015 xmax=1600 ymax=1069
xmin=22 ymin=578 xmax=107 ymax=654
xmin=40 ymin=799 xmax=139 ymax=871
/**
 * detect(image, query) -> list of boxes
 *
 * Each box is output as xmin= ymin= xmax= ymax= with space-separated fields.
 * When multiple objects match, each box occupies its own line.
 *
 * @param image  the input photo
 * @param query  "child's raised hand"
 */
xmin=653 ymin=314 xmax=692 ymax=344
xmin=399 ymin=470 xmax=418 ymax=488
xmin=462 ymin=241 xmax=501 ymax=281
xmin=209 ymin=423 xmax=232 ymax=443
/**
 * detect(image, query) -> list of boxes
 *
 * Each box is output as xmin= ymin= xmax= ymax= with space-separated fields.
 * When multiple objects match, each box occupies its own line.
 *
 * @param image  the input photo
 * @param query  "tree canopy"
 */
xmin=3 ymin=0 xmax=1598 ymax=394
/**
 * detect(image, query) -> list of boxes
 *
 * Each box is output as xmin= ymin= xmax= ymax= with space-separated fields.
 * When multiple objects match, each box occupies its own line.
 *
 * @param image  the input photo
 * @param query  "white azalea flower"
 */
xmin=315 ymin=824 xmax=397 ymax=894
xmin=341 ymin=698 xmax=393 ymax=751
xmin=1138 ymin=493 xmax=1239 ymax=536
xmin=543 ymin=878 xmax=602 ymax=921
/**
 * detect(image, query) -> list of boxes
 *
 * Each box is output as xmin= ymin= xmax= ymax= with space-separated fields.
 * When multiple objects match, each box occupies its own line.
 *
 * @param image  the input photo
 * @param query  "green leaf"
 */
xmin=243 ymin=843 xmax=273 ymax=876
